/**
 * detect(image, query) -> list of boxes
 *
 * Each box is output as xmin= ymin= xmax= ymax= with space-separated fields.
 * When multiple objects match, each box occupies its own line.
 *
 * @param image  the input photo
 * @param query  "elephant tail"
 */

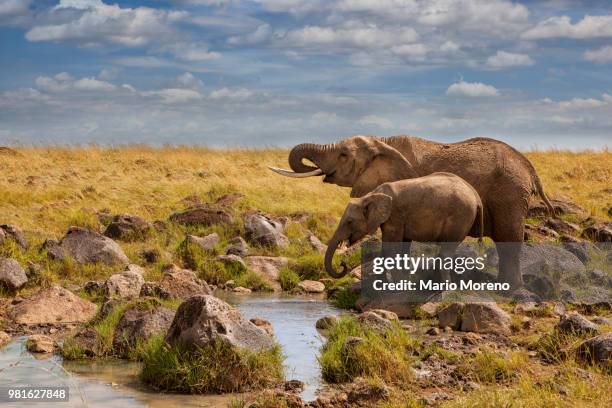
xmin=477 ymin=201 xmax=484 ymax=244
xmin=532 ymin=172 xmax=556 ymax=218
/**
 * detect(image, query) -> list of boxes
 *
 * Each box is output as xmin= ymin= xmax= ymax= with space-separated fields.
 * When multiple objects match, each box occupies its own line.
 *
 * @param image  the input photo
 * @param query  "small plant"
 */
xmin=456 ymin=348 xmax=526 ymax=384
xmin=140 ymin=338 xmax=285 ymax=393
xmin=330 ymin=287 xmax=359 ymax=310
xmin=279 ymin=267 xmax=300 ymax=291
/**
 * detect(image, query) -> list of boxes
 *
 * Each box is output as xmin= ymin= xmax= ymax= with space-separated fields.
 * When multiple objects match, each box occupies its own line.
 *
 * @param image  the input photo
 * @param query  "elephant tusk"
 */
xmin=268 ymin=166 xmax=323 ymax=178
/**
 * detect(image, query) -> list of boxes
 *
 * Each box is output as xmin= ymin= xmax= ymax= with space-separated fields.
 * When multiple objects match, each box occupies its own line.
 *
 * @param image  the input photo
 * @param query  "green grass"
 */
xmin=140 ymin=337 xmax=285 ymax=393
xmin=318 ymin=315 xmax=417 ymax=385
xmin=278 ymin=267 xmax=300 ymax=291
xmin=455 ymin=348 xmax=527 ymax=384
xmin=330 ymin=286 xmax=359 ymax=309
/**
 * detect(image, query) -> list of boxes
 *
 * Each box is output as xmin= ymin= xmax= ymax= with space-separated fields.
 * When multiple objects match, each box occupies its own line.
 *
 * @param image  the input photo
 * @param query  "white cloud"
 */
xmin=357 ymin=114 xmax=394 ymax=129
xmin=209 ymin=87 xmax=255 ymax=101
xmin=486 ymin=51 xmax=534 ymax=69
xmin=440 ymin=40 xmax=460 ymax=52
xmin=523 ymin=15 xmax=612 ymax=40
xmin=446 ymin=81 xmax=499 ymax=97
xmin=228 ymin=23 xmax=272 ymax=45
xmin=283 ymin=24 xmax=419 ymax=49
xmin=26 ymin=2 xmax=187 ymax=47
xmin=544 ymin=94 xmax=612 ymax=110
xmin=166 ymin=42 xmax=221 ymax=61
xmin=390 ymin=43 xmax=427 ymax=60
xmin=311 ymin=111 xmax=338 ymax=123
xmin=54 ymin=0 xmax=102 ymax=10
xmin=175 ymin=72 xmax=203 ymax=89
xmin=35 ymin=73 xmax=117 ymax=92
xmin=584 ymin=46 xmax=612 ymax=63
xmin=145 ymin=88 xmax=203 ymax=104
xmin=0 ymin=0 xmax=30 ymax=17
xmin=73 ymin=77 xmax=116 ymax=91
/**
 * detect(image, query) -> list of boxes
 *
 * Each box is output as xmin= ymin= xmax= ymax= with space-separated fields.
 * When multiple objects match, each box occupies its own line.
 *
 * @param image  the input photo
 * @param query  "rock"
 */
xmin=576 ymin=333 xmax=612 ymax=371
xmin=343 ymin=336 xmax=363 ymax=354
xmin=347 ymin=378 xmax=390 ymax=403
xmin=315 ymin=315 xmax=339 ymax=330
xmin=250 ymin=317 xmax=274 ymax=336
xmin=0 ymin=331 xmax=11 ymax=347
xmin=185 ymin=233 xmax=219 ymax=252
xmin=244 ymin=256 xmax=289 ymax=291
xmin=520 ymin=243 xmax=585 ymax=281
xmin=591 ymin=316 xmax=612 ymax=326
xmin=244 ymin=212 xmax=289 ymax=248
xmin=225 ymin=236 xmax=249 ymax=257
xmin=170 ymin=205 xmax=232 ymax=226
xmin=139 ymin=282 xmax=172 ymax=299
xmin=511 ymin=288 xmax=542 ymax=303
xmin=357 ymin=311 xmax=392 ymax=332
xmin=52 ymin=227 xmax=129 ymax=265
xmin=528 ymin=198 xmax=587 ymax=219
xmin=0 ymin=224 xmax=28 ymax=249
xmin=100 ymin=298 xmax=122 ymax=319
xmin=26 ymin=335 xmax=55 ymax=353
xmin=283 ymin=379 xmax=304 ymax=393
xmin=460 ymin=302 xmax=511 ymax=334
xmin=560 ymin=288 xmax=577 ymax=303
xmin=426 ymin=327 xmax=440 ymax=335
xmin=139 ymin=248 xmax=160 ymax=263
xmin=68 ymin=327 xmax=105 ymax=357
xmin=589 ymin=269 xmax=607 ymax=284
xmin=9 ymin=285 xmax=97 ymax=325
xmin=545 ymin=218 xmax=580 ymax=235
xmin=0 ymin=258 xmax=28 ymax=290
xmin=104 ymin=214 xmax=151 ymax=241
xmin=556 ymin=312 xmax=599 ymax=335
xmin=112 ymin=303 xmax=175 ymax=357
xmin=524 ymin=223 xmax=559 ymax=241
xmin=83 ymin=280 xmax=105 ymax=294
xmin=437 ymin=303 xmax=463 ymax=330
xmin=165 ymin=295 xmax=274 ymax=352
xmin=368 ymin=309 xmax=399 ymax=321
xmin=307 ymin=233 xmax=326 ymax=253
xmin=484 ymin=246 xmax=499 ymax=267
xmin=523 ymin=274 xmax=556 ymax=300
xmin=26 ymin=261 xmax=41 ymax=279
xmin=417 ymin=302 xmax=439 ymax=318
xmin=296 ymin=280 xmax=325 ymax=293
xmin=420 ymin=391 xmax=452 ymax=406
xmin=233 ymin=286 xmax=252 ymax=294
xmin=104 ymin=264 xmax=145 ymax=299
xmin=349 ymin=265 xmax=361 ymax=279
xmin=215 ymin=255 xmax=247 ymax=272
xmin=582 ymin=222 xmax=612 ymax=242
xmin=562 ymin=242 xmax=592 ymax=264
xmin=158 ymin=265 xmax=211 ymax=300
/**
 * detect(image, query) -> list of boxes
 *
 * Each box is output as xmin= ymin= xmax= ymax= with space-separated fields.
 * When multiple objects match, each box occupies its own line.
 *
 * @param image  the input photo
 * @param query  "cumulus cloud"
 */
xmin=0 ymin=0 xmax=31 ymax=17
xmin=144 ymin=88 xmax=203 ymax=104
xmin=357 ymin=114 xmax=394 ymax=129
xmin=584 ymin=46 xmax=612 ymax=63
xmin=166 ymin=42 xmax=221 ymax=61
xmin=544 ymin=94 xmax=612 ymax=110
xmin=523 ymin=15 xmax=612 ymax=40
xmin=486 ymin=51 xmax=534 ymax=69
xmin=446 ymin=81 xmax=499 ymax=97
xmin=283 ymin=24 xmax=419 ymax=49
xmin=209 ymin=87 xmax=255 ymax=101
xmin=26 ymin=1 xmax=187 ymax=47
xmin=35 ymin=73 xmax=116 ymax=92
xmin=175 ymin=72 xmax=203 ymax=89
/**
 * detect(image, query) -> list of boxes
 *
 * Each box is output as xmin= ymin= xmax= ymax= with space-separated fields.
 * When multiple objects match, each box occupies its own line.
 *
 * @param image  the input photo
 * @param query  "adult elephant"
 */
xmin=270 ymin=135 xmax=554 ymax=287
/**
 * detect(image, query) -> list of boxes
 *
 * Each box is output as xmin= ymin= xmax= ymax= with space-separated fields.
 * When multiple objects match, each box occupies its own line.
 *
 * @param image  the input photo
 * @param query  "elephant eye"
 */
xmin=339 ymin=153 xmax=348 ymax=159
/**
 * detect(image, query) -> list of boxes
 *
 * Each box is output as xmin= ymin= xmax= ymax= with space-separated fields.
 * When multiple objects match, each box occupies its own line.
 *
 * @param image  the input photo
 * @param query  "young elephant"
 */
xmin=325 ymin=172 xmax=483 ymax=278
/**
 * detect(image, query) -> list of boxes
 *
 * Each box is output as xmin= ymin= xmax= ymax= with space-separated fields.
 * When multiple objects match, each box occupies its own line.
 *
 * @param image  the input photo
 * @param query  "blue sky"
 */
xmin=0 ymin=0 xmax=611 ymax=148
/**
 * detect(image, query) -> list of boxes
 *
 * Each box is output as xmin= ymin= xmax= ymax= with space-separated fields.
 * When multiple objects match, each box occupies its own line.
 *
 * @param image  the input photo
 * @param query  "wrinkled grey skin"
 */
xmin=273 ymin=135 xmax=554 ymax=287
xmin=325 ymin=173 xmax=484 ymax=279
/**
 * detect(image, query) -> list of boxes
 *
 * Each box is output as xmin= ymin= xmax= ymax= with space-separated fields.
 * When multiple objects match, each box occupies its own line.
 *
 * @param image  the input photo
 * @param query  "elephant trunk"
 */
xmin=288 ymin=143 xmax=332 ymax=173
xmin=325 ymin=234 xmax=349 ymax=278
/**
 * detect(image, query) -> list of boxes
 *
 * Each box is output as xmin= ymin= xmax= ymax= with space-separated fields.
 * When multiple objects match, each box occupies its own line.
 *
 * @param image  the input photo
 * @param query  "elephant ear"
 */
xmin=362 ymin=193 xmax=393 ymax=231
xmin=351 ymin=139 xmax=419 ymax=198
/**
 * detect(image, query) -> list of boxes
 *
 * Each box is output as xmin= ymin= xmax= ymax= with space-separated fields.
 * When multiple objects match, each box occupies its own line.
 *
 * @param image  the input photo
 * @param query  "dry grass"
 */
xmin=0 ymin=147 xmax=609 ymax=241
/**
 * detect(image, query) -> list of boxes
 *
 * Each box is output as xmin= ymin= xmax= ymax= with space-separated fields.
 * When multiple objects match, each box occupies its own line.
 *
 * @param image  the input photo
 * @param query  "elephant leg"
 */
xmin=491 ymin=206 xmax=526 ymax=289
xmin=438 ymin=242 xmax=459 ymax=283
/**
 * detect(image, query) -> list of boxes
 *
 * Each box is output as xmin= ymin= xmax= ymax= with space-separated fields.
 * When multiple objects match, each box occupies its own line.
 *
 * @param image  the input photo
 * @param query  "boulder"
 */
xmin=104 ymin=214 xmax=151 ymax=241
xmin=158 ymin=265 xmax=211 ymax=299
xmin=556 ymin=312 xmax=599 ymax=335
xmin=112 ymin=304 xmax=175 ymax=357
xmin=215 ymin=255 xmax=247 ymax=273
xmin=460 ymin=302 xmax=511 ymax=334
xmin=139 ymin=248 xmax=161 ymax=263
xmin=528 ymin=198 xmax=587 ymax=219
xmin=225 ymin=236 xmax=249 ymax=257
xmin=250 ymin=317 xmax=274 ymax=336
xmin=233 ymin=286 xmax=252 ymax=294
xmin=524 ymin=224 xmax=559 ymax=241
xmin=591 ymin=316 xmax=612 ymax=326
xmin=576 ymin=333 xmax=612 ymax=371
xmin=562 ymin=242 xmax=592 ymax=264
xmin=244 ymin=213 xmax=289 ymax=248
xmin=582 ymin=222 xmax=612 ymax=242
xmin=169 ymin=205 xmax=232 ymax=226
xmin=0 ymin=258 xmax=27 ymax=290
xmin=26 ymin=335 xmax=55 ymax=353
xmin=9 ymin=285 xmax=97 ymax=325
xmin=296 ymin=280 xmax=325 ymax=294
xmin=139 ymin=282 xmax=172 ymax=299
xmin=165 ymin=295 xmax=274 ymax=352
xmin=104 ymin=264 xmax=145 ymax=299
xmin=316 ymin=315 xmax=339 ymax=330
xmin=185 ymin=233 xmax=219 ymax=252
xmin=307 ymin=233 xmax=327 ymax=254
xmin=0 ymin=224 xmax=28 ymax=249
xmin=0 ymin=331 xmax=11 ymax=347
xmin=368 ymin=309 xmax=399 ymax=321
xmin=67 ymin=327 xmax=105 ymax=357
xmin=437 ymin=303 xmax=463 ymax=330
xmin=520 ymin=243 xmax=585 ymax=280
xmin=545 ymin=218 xmax=580 ymax=235
xmin=51 ymin=227 xmax=129 ymax=265
xmin=244 ymin=256 xmax=289 ymax=291
xmin=357 ymin=311 xmax=393 ymax=332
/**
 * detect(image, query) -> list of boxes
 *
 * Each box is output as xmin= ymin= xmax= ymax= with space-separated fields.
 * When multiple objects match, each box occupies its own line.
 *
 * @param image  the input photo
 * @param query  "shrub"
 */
xmin=330 ymin=287 xmax=359 ymax=310
xmin=456 ymin=349 xmax=527 ymax=384
xmin=140 ymin=338 xmax=285 ymax=393
xmin=318 ymin=316 xmax=416 ymax=384
xmin=279 ymin=267 xmax=301 ymax=291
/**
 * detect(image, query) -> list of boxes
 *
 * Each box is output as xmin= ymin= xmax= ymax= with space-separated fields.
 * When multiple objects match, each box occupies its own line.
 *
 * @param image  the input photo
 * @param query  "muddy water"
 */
xmin=0 ymin=293 xmax=342 ymax=407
